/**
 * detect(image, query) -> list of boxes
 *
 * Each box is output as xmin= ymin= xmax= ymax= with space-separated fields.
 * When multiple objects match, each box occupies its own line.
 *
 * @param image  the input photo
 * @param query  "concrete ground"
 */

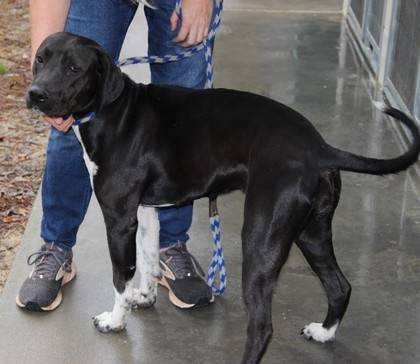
xmin=2 ymin=1 xmax=420 ymax=363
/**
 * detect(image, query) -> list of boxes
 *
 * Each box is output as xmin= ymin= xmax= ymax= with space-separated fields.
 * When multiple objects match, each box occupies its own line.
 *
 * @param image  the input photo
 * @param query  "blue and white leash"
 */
xmin=118 ymin=0 xmax=224 ymax=89
xmin=207 ymin=198 xmax=226 ymax=295
xmin=74 ymin=0 xmax=227 ymax=295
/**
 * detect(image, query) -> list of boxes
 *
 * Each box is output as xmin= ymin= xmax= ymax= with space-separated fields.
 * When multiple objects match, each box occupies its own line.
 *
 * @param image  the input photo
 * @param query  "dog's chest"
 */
xmin=72 ymin=126 xmax=98 ymax=187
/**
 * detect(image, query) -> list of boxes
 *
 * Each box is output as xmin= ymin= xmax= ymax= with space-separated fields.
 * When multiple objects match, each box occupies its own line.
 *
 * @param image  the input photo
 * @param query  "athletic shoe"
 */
xmin=159 ymin=242 xmax=214 ymax=309
xmin=16 ymin=242 xmax=76 ymax=311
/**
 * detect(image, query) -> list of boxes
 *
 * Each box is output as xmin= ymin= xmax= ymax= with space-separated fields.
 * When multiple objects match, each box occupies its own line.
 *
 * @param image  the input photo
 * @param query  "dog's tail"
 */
xmin=320 ymin=103 xmax=420 ymax=175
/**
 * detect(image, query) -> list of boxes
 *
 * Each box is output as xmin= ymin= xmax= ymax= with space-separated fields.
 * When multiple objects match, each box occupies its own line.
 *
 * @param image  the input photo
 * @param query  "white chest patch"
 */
xmin=72 ymin=125 xmax=98 ymax=188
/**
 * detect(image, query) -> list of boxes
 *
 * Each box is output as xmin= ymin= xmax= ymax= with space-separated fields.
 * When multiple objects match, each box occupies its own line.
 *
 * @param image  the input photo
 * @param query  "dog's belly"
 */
xmin=140 ymin=165 xmax=248 ymax=206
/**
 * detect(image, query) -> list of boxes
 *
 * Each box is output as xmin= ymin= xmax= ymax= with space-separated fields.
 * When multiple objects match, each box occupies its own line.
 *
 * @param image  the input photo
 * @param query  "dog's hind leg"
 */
xmin=93 ymin=210 xmax=137 ymax=333
xmin=296 ymin=170 xmax=351 ymax=343
xmin=132 ymin=206 xmax=161 ymax=309
xmin=240 ymin=172 xmax=314 ymax=364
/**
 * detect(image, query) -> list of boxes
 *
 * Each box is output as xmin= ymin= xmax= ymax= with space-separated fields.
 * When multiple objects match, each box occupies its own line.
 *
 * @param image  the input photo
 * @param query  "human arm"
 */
xmin=171 ymin=0 xmax=213 ymax=47
xmin=30 ymin=0 xmax=71 ymax=64
xmin=30 ymin=0 xmax=74 ymax=131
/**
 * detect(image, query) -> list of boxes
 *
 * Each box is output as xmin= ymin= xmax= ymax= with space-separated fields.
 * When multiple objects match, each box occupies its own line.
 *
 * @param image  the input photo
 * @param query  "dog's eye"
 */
xmin=69 ymin=65 xmax=80 ymax=73
xmin=36 ymin=56 xmax=43 ymax=64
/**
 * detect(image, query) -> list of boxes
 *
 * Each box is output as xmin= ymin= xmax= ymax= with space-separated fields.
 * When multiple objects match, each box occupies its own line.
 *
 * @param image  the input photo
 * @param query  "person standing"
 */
xmin=17 ymin=0 xmax=216 ymax=312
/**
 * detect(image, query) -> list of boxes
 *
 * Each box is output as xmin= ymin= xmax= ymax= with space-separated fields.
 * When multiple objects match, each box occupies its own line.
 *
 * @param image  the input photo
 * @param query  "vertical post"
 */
xmin=377 ymin=0 xmax=396 ymax=88
xmin=360 ymin=0 xmax=370 ymax=43
xmin=414 ymin=58 xmax=420 ymax=123
xmin=342 ymin=0 xmax=350 ymax=17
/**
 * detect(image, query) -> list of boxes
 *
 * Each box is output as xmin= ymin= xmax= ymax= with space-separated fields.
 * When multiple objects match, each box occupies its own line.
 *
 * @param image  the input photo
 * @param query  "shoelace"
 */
xmin=164 ymin=244 xmax=205 ymax=278
xmin=27 ymin=246 xmax=68 ymax=279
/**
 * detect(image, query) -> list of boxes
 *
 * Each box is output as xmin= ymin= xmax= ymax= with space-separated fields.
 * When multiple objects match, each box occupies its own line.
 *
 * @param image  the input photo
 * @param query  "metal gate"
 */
xmin=346 ymin=0 xmax=420 ymax=123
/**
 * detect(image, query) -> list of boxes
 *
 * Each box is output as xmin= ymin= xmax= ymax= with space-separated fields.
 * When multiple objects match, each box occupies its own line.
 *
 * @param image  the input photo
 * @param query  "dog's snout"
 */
xmin=28 ymin=86 xmax=48 ymax=104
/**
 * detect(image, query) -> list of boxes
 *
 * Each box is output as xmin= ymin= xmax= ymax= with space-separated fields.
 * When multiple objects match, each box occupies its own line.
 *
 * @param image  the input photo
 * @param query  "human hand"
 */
xmin=171 ymin=0 xmax=213 ymax=47
xmin=42 ymin=115 xmax=74 ymax=132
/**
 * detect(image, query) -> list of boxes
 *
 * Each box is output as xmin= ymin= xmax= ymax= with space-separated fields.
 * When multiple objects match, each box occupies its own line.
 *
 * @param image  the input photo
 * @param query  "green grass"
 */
xmin=0 ymin=63 xmax=7 ymax=75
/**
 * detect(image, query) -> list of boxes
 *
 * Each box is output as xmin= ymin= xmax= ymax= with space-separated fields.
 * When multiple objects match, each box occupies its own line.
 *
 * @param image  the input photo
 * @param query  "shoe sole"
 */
xmin=15 ymin=261 xmax=77 ymax=312
xmin=158 ymin=275 xmax=215 ymax=310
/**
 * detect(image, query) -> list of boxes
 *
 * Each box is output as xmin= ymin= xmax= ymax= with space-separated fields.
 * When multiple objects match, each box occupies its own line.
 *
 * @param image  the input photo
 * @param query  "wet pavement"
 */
xmin=1 ymin=1 xmax=420 ymax=363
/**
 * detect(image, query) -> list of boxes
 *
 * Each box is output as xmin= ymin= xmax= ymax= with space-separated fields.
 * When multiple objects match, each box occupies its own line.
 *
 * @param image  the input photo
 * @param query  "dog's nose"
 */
xmin=28 ymin=86 xmax=48 ymax=103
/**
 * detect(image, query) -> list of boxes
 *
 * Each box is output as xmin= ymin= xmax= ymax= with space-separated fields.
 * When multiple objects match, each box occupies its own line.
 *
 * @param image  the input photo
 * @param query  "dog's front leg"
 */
xmin=93 ymin=281 xmax=134 ymax=333
xmin=132 ymin=206 xmax=161 ymax=309
xmin=93 ymin=212 xmax=137 ymax=333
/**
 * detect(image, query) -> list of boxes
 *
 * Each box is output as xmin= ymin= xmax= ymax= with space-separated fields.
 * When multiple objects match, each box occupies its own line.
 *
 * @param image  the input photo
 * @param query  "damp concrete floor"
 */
xmin=2 ymin=1 xmax=420 ymax=363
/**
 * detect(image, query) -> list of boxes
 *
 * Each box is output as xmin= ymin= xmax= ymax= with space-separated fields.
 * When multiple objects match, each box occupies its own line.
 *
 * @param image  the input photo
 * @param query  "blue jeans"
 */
xmin=41 ymin=0 xmax=209 ymax=250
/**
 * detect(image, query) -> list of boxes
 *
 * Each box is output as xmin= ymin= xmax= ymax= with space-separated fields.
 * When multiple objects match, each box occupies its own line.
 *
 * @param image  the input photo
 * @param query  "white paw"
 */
xmin=93 ymin=311 xmax=126 ymax=333
xmin=301 ymin=322 xmax=338 ymax=343
xmin=131 ymin=287 xmax=156 ymax=309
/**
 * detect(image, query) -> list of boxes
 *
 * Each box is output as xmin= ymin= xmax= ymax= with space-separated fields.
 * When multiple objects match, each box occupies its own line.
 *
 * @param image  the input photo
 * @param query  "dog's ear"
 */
xmin=95 ymin=49 xmax=124 ymax=110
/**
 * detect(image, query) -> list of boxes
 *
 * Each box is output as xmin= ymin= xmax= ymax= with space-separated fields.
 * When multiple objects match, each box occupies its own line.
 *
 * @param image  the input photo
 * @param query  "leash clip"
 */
xmin=209 ymin=196 xmax=219 ymax=217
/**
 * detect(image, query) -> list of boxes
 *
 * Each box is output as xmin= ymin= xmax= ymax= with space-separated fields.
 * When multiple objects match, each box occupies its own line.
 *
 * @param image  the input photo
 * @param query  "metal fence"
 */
xmin=345 ymin=0 xmax=420 ymax=123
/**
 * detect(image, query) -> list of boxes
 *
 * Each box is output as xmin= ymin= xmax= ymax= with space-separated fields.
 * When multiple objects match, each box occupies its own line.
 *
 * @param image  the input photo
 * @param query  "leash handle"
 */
xmin=207 ymin=198 xmax=227 ymax=295
xmin=117 ymin=0 xmax=224 ymax=90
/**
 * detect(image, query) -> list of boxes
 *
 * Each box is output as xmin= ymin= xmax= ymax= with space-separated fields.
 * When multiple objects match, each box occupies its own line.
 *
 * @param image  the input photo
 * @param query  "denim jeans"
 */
xmin=41 ymin=0 xmax=209 ymax=250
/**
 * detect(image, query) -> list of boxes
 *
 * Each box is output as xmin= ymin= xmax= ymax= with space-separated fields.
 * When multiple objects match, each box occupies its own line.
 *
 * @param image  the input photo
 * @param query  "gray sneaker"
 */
xmin=16 ymin=242 xmax=76 ymax=311
xmin=159 ymin=242 xmax=214 ymax=309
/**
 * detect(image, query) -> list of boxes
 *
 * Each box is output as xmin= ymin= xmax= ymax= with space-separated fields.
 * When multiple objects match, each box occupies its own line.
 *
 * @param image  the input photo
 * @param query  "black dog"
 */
xmin=26 ymin=32 xmax=420 ymax=364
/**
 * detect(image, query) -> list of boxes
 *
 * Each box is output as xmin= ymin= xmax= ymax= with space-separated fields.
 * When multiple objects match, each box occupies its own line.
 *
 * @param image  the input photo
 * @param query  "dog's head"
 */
xmin=26 ymin=32 xmax=124 ymax=118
